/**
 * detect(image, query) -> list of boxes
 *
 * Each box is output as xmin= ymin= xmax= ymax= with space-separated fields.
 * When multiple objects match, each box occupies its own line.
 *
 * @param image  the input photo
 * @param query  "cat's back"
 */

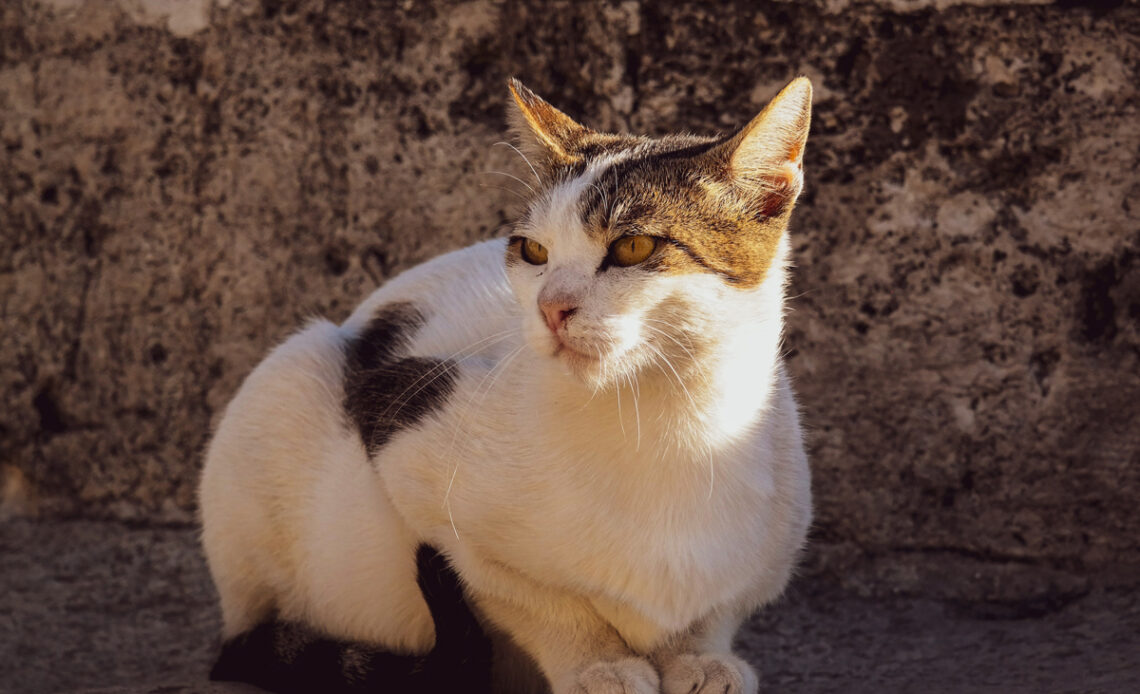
xmin=201 ymin=235 xmax=515 ymax=518
xmin=208 ymin=236 xmax=515 ymax=454
xmin=199 ymin=237 xmax=515 ymax=641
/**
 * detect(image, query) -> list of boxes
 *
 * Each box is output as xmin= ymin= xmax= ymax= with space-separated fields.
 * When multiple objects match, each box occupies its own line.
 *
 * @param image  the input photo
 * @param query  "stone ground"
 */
xmin=2 ymin=520 xmax=1137 ymax=694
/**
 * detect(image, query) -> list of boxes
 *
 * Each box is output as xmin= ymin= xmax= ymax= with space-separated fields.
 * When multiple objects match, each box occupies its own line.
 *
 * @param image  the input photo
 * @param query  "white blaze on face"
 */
xmin=510 ymin=158 xmax=634 ymax=367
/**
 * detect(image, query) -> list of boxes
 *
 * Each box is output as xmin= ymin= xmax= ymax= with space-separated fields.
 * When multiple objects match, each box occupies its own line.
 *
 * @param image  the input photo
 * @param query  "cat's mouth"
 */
xmin=553 ymin=340 xmax=596 ymax=363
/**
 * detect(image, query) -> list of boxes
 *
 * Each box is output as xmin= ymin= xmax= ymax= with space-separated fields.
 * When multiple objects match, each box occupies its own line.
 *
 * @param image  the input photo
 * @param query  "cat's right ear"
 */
xmin=507 ymin=78 xmax=592 ymax=171
xmin=709 ymin=77 xmax=813 ymax=218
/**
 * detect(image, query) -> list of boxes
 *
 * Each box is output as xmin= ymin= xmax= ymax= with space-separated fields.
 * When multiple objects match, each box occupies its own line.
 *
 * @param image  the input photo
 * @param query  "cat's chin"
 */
xmin=552 ymin=343 xmax=646 ymax=393
xmin=527 ymin=329 xmax=632 ymax=388
xmin=551 ymin=341 xmax=599 ymax=375
xmin=545 ymin=340 xmax=614 ymax=386
xmin=554 ymin=341 xmax=595 ymax=364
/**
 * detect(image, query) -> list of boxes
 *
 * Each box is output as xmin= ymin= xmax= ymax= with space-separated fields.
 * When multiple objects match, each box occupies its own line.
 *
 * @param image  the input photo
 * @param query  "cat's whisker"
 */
xmin=478 ymin=344 xmax=525 ymax=406
xmin=650 ymin=342 xmax=701 ymax=415
xmin=445 ymin=340 xmax=521 ymax=463
xmin=615 ymin=369 xmax=626 ymax=439
xmin=440 ymin=340 xmax=524 ymax=538
xmin=367 ymin=363 xmax=463 ymax=453
xmin=478 ymin=182 xmax=529 ymax=202
xmin=624 ymin=371 xmax=641 ymax=451
xmin=482 ymin=170 xmax=536 ymax=196
xmin=443 ymin=343 xmax=526 ymax=508
xmin=640 ymin=326 xmax=718 ymax=495
xmin=492 ymin=141 xmax=541 ymax=185
xmin=446 ymin=500 xmax=460 ymax=541
xmin=640 ymin=321 xmax=725 ymax=396
xmin=377 ymin=328 xmax=517 ymax=421
xmin=440 ymin=345 xmax=520 ymax=528
xmin=376 ymin=329 xmax=519 ymax=434
xmin=641 ymin=323 xmax=710 ymax=385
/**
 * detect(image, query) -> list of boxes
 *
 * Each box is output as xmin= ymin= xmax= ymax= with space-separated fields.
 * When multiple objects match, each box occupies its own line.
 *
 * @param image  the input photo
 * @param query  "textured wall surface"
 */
xmin=2 ymin=0 xmax=1138 ymax=599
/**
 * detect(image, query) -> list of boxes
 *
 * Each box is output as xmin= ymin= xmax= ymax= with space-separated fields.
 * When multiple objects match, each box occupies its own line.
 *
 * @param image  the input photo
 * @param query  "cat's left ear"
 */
xmin=507 ymin=78 xmax=592 ymax=170
xmin=712 ymin=77 xmax=813 ymax=217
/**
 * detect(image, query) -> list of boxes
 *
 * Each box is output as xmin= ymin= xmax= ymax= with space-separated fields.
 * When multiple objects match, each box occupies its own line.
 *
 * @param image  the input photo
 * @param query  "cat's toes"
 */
xmin=565 ymin=657 xmax=660 ymax=694
xmin=661 ymin=652 xmax=758 ymax=694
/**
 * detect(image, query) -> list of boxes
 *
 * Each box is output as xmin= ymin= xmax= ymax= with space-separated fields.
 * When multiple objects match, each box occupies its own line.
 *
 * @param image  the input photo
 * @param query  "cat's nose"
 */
xmin=539 ymin=300 xmax=577 ymax=334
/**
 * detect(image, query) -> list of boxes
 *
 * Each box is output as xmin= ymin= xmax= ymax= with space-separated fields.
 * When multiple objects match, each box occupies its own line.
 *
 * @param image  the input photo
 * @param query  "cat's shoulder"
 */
xmin=343 ymin=237 xmax=510 ymax=335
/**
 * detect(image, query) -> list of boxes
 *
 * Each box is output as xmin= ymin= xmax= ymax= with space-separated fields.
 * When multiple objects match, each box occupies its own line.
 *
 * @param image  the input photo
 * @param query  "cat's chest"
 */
xmin=376 ymin=362 xmax=777 ymax=642
xmin=469 ymin=445 xmax=770 ymax=639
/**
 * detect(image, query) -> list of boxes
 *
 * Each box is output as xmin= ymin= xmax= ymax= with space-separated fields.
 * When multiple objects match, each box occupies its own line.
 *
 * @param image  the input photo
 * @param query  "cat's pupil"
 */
xmin=610 ymin=235 xmax=656 ymax=267
xmin=522 ymin=239 xmax=548 ymax=265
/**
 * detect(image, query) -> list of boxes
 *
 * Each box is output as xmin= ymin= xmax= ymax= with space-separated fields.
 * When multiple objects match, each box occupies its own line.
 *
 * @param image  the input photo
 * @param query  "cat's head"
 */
xmin=503 ymin=78 xmax=812 ymax=390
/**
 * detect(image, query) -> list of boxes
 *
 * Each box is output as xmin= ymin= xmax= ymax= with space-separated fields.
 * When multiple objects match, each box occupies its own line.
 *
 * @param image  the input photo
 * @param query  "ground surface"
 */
xmin=2 ymin=520 xmax=1137 ymax=694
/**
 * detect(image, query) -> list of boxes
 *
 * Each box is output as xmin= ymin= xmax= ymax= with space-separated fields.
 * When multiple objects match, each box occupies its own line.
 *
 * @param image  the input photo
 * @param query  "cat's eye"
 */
xmin=520 ymin=238 xmax=548 ymax=265
xmin=609 ymin=235 xmax=658 ymax=267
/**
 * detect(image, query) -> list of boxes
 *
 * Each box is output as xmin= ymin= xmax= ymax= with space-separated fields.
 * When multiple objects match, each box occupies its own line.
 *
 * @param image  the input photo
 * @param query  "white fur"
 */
xmin=199 ymin=170 xmax=812 ymax=693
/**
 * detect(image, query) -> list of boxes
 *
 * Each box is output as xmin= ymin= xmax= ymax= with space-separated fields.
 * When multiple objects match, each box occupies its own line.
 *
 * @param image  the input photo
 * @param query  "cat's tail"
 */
xmin=209 ymin=544 xmax=492 ymax=694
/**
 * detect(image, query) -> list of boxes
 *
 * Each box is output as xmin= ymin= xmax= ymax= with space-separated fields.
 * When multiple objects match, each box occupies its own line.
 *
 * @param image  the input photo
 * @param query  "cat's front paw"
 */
xmin=660 ymin=652 xmax=758 ymax=694
xmin=563 ymin=657 xmax=659 ymax=694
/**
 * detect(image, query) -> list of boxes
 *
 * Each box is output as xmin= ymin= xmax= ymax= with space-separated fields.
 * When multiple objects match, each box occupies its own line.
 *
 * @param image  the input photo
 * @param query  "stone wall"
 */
xmin=2 ymin=0 xmax=1138 ymax=599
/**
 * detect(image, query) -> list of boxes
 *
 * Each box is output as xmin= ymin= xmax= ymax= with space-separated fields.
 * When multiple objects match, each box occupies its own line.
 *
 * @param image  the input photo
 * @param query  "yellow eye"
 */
xmin=609 ymin=235 xmax=657 ymax=267
xmin=521 ymin=238 xmax=548 ymax=265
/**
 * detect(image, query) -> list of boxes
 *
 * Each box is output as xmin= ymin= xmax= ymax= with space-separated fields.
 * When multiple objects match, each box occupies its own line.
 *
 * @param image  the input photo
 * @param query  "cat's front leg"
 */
xmin=652 ymin=614 xmax=759 ymax=694
xmin=474 ymin=589 xmax=659 ymax=694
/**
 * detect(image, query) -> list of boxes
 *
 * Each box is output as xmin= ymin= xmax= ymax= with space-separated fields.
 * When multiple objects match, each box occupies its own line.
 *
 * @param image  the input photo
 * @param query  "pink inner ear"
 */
xmin=757 ymin=165 xmax=798 ymax=218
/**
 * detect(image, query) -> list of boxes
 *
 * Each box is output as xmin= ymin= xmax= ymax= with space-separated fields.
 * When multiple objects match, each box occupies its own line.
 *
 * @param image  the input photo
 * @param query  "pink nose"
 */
xmin=539 ymin=300 xmax=577 ymax=334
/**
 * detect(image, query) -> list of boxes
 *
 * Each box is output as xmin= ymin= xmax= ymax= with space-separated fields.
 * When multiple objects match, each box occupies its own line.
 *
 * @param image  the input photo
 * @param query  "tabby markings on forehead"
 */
xmin=574 ymin=138 xmax=724 ymax=236
xmin=532 ymin=131 xmax=793 ymax=288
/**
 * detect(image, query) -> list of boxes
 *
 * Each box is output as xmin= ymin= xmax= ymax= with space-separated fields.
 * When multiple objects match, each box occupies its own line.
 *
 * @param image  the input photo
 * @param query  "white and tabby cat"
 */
xmin=199 ymin=77 xmax=814 ymax=694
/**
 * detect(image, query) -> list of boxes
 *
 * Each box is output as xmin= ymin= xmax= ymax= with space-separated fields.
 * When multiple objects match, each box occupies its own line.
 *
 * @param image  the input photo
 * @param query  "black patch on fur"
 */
xmin=210 ymin=545 xmax=492 ymax=694
xmin=342 ymin=303 xmax=456 ymax=455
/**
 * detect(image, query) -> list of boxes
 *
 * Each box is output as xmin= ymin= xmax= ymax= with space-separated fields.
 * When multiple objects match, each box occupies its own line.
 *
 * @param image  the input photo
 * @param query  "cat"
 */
xmin=199 ymin=76 xmax=814 ymax=694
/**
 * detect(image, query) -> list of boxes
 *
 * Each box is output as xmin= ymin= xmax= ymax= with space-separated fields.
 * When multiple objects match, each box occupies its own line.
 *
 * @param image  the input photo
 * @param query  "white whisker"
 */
xmin=625 ymin=371 xmax=641 ymax=451
xmin=441 ymin=340 xmax=524 ymax=540
xmin=446 ymin=501 xmax=460 ymax=540
xmin=650 ymin=338 xmax=700 ymax=415
xmin=483 ymin=170 xmax=536 ymax=195
xmin=443 ymin=343 xmax=526 ymax=509
xmin=615 ymin=370 xmax=626 ymax=439
xmin=641 ymin=322 xmax=710 ymax=385
xmin=478 ymin=182 xmax=529 ymax=202
xmin=493 ymin=141 xmax=541 ymax=184
xmin=640 ymin=323 xmax=718 ymax=497
xmin=376 ymin=329 xmax=518 ymax=424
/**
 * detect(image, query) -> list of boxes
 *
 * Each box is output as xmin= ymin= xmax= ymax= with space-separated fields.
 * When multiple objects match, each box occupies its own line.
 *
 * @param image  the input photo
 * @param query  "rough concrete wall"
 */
xmin=2 ymin=0 xmax=1138 ymax=599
